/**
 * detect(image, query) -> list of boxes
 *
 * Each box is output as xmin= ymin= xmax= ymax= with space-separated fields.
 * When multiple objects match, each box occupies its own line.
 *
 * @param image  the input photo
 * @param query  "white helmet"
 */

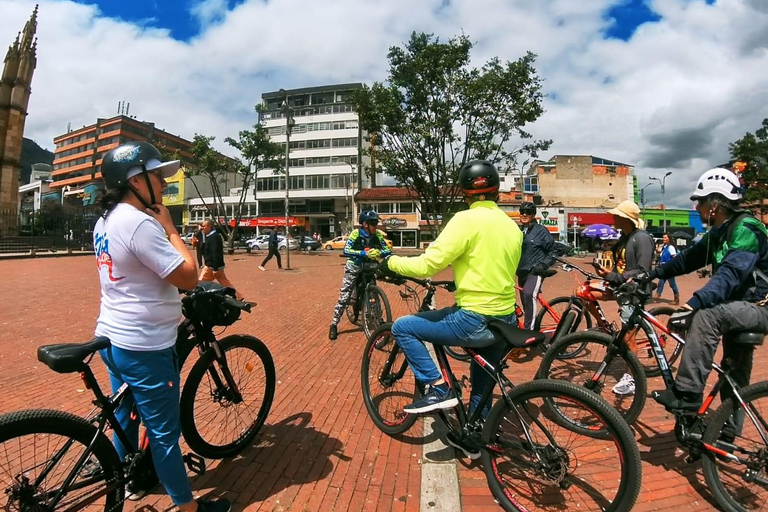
xmin=690 ymin=168 xmax=742 ymax=202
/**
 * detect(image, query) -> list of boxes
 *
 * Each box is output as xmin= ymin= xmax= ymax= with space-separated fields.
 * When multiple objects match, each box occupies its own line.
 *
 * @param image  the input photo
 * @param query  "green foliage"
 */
xmin=730 ymin=118 xmax=768 ymax=202
xmin=352 ymin=32 xmax=551 ymax=233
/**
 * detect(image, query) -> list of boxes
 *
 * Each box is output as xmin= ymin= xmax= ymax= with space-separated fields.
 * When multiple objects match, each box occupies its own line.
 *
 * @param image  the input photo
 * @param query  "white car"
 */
xmin=246 ymin=234 xmax=299 ymax=252
xmin=180 ymin=233 xmax=196 ymax=245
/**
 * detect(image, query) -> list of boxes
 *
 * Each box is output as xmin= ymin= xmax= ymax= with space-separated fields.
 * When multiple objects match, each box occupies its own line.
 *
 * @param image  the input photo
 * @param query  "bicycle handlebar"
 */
xmin=553 ymin=256 xmax=603 ymax=281
xmin=379 ymin=272 xmax=456 ymax=292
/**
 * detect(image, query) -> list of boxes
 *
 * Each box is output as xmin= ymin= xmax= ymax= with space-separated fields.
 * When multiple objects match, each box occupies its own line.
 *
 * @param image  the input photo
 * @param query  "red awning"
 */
xmin=222 ymin=217 xmax=304 ymax=228
xmin=567 ymin=213 xmax=614 ymax=226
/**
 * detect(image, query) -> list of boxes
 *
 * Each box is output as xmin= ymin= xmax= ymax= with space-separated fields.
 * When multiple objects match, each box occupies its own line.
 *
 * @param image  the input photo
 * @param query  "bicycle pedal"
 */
xmin=183 ymin=453 xmax=206 ymax=475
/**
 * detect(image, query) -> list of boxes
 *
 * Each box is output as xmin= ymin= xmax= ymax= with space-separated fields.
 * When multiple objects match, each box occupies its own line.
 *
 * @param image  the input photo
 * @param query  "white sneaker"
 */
xmin=612 ymin=373 xmax=635 ymax=395
xmin=258 ymin=266 xmax=266 ymax=271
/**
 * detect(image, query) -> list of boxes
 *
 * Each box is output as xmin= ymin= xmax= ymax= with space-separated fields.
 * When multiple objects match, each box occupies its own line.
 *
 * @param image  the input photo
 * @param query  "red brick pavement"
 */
xmin=0 ymin=251 xmax=758 ymax=511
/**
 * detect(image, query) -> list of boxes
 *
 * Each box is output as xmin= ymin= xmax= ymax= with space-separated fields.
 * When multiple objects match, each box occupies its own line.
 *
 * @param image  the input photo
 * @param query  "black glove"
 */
xmin=634 ymin=271 xmax=655 ymax=286
xmin=669 ymin=308 xmax=695 ymax=331
xmin=377 ymin=258 xmax=402 ymax=282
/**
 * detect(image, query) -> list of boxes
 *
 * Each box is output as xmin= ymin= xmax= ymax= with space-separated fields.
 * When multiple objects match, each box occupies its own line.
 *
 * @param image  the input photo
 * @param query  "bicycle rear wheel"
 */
xmin=0 ymin=409 xmax=124 ymax=512
xmin=361 ymin=324 xmax=420 ymax=435
xmin=537 ymin=330 xmax=647 ymax=428
xmin=702 ymin=380 xmax=768 ymax=512
xmin=548 ymin=308 xmax=590 ymax=359
xmin=180 ymin=335 xmax=275 ymax=459
xmin=534 ymin=296 xmax=592 ymax=341
xmin=345 ymin=286 xmax=361 ymax=326
xmin=362 ymin=285 xmax=392 ymax=339
xmin=482 ymin=379 xmax=642 ymax=512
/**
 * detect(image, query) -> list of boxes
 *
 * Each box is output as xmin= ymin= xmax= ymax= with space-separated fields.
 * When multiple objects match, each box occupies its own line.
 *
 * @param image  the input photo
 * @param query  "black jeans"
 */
xmin=261 ymin=247 xmax=282 ymax=268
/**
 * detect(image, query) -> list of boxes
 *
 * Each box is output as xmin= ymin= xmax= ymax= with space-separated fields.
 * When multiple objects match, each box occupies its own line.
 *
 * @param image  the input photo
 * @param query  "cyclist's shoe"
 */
xmin=329 ymin=324 xmax=338 ymax=341
xmin=652 ymin=387 xmax=702 ymax=411
xmin=196 ymin=498 xmax=233 ymax=512
xmin=611 ymin=373 xmax=635 ymax=395
xmin=446 ymin=431 xmax=481 ymax=460
xmin=403 ymin=383 xmax=458 ymax=414
xmin=125 ymin=481 xmax=147 ymax=501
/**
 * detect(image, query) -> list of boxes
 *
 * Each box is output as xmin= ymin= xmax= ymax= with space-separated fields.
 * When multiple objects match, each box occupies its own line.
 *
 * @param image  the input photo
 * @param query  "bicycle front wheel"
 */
xmin=702 ymin=380 xmax=768 ymax=512
xmin=0 ymin=409 xmax=124 ymax=512
xmin=534 ymin=296 xmax=593 ymax=340
xmin=537 ymin=330 xmax=648 ymax=427
xmin=482 ymin=379 xmax=642 ymax=512
xmin=362 ymin=285 xmax=392 ymax=339
xmin=361 ymin=324 xmax=420 ymax=435
xmin=180 ymin=335 xmax=275 ymax=459
xmin=345 ymin=287 xmax=361 ymax=326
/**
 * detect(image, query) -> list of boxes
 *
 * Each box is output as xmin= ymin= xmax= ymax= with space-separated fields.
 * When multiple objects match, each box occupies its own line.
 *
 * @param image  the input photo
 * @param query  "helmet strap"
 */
xmin=125 ymin=165 xmax=158 ymax=211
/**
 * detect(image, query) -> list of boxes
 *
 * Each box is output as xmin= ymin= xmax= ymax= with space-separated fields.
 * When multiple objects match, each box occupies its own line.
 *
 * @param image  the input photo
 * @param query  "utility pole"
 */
xmin=650 ymin=171 xmax=672 ymax=232
xmin=280 ymin=89 xmax=294 ymax=269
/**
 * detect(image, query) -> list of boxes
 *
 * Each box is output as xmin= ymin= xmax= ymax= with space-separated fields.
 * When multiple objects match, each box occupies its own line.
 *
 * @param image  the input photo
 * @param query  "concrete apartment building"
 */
xmin=255 ymin=83 xmax=367 ymax=239
xmin=533 ymin=155 xmax=634 ymax=209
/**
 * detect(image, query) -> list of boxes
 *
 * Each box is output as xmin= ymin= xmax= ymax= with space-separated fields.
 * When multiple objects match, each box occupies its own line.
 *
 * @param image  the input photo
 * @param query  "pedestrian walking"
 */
xmin=192 ymin=225 xmax=204 ymax=269
xmin=259 ymin=229 xmax=282 ymax=271
xmin=199 ymin=219 xmax=246 ymax=300
xmin=655 ymin=233 xmax=680 ymax=304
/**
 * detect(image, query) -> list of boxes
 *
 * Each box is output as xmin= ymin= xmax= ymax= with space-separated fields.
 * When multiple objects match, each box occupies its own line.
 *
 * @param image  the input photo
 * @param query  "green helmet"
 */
xmin=100 ymin=142 xmax=163 ymax=190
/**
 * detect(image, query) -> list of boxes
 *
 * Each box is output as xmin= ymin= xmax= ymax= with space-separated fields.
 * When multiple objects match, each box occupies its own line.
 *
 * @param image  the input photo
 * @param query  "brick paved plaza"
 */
xmin=0 ymin=250 xmax=761 ymax=511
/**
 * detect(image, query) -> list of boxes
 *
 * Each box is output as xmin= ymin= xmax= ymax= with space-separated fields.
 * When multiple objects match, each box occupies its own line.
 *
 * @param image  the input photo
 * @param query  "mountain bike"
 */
xmin=0 ymin=284 xmax=275 ymax=512
xmin=342 ymin=256 xmax=392 ymax=339
xmin=547 ymin=256 xmax=682 ymax=375
xmin=361 ymin=275 xmax=642 ymax=512
xmin=173 ymin=282 xmax=276 ymax=458
xmin=543 ymin=281 xmax=768 ymax=512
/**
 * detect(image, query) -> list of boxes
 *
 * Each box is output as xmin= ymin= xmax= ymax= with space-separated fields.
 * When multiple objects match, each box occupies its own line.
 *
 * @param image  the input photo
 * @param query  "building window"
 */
xmin=399 ymin=202 xmax=415 ymax=213
xmin=332 ymin=137 xmax=357 ymax=148
xmin=523 ymin=176 xmax=538 ymax=194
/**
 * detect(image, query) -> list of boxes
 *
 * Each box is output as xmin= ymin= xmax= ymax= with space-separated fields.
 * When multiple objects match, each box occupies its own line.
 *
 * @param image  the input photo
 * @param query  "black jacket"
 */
xmin=268 ymin=230 xmax=279 ymax=249
xmin=517 ymin=221 xmax=555 ymax=277
xmin=202 ymin=230 xmax=225 ymax=270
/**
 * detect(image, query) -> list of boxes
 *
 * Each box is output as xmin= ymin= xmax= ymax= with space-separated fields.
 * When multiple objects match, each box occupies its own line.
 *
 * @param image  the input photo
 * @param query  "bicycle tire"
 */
xmin=0 ymin=409 xmax=124 ymax=512
xmin=345 ymin=286 xmax=361 ymax=326
xmin=537 ymin=330 xmax=648 ymax=427
xmin=361 ymin=323 xmax=420 ymax=435
xmin=635 ymin=306 xmax=684 ymax=378
xmin=548 ymin=308 xmax=590 ymax=359
xmin=444 ymin=345 xmax=472 ymax=362
xmin=481 ymin=379 xmax=642 ymax=512
xmin=180 ymin=335 xmax=275 ymax=459
xmin=362 ymin=285 xmax=392 ymax=339
xmin=701 ymin=380 xmax=768 ymax=512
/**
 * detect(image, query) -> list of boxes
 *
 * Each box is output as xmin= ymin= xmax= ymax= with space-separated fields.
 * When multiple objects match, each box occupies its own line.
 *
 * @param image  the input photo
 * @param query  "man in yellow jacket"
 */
xmin=380 ymin=160 xmax=523 ymax=459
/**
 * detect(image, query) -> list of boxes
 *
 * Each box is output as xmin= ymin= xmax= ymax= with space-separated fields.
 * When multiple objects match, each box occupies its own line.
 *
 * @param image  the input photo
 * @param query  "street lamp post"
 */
xmin=650 ymin=171 xmax=673 ymax=232
xmin=280 ymin=89 xmax=294 ymax=270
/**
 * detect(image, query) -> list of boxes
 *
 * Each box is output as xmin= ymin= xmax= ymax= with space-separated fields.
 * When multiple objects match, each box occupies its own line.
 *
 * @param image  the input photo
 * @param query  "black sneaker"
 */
xmin=652 ymin=387 xmax=703 ymax=412
xmin=329 ymin=324 xmax=338 ymax=340
xmin=446 ymin=431 xmax=481 ymax=460
xmin=403 ymin=383 xmax=458 ymax=414
xmin=196 ymin=498 xmax=232 ymax=512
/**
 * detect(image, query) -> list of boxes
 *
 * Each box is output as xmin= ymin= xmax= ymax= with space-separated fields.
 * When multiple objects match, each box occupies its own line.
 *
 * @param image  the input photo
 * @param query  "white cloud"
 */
xmin=1 ymin=0 xmax=767 ymax=208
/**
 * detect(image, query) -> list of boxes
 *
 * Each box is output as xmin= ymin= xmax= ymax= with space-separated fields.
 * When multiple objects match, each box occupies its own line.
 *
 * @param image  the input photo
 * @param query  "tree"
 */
xmin=352 ymin=32 xmax=551 ymax=235
xmin=730 ymin=118 xmax=768 ymax=203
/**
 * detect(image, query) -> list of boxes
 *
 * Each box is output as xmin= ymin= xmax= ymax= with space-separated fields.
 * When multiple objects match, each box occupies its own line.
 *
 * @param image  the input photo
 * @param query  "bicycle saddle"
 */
xmin=37 ymin=336 xmax=110 ymax=374
xmin=725 ymin=331 xmax=765 ymax=346
xmin=488 ymin=320 xmax=545 ymax=348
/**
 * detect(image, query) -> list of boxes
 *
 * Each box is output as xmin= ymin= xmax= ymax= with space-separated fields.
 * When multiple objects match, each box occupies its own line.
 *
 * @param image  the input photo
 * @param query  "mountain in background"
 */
xmin=20 ymin=138 xmax=54 ymax=184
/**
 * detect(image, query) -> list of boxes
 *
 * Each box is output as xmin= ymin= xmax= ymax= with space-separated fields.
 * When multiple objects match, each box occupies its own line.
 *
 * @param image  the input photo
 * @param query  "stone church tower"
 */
xmin=0 ymin=5 xmax=38 ymax=232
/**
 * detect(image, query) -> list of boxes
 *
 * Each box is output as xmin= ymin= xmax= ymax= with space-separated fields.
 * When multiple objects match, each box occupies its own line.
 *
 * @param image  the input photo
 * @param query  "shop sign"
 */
xmin=382 ymin=217 xmax=407 ymax=228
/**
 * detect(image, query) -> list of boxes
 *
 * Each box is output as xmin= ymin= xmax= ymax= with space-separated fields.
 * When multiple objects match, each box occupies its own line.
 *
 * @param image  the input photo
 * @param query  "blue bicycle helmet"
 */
xmin=359 ymin=210 xmax=380 ymax=224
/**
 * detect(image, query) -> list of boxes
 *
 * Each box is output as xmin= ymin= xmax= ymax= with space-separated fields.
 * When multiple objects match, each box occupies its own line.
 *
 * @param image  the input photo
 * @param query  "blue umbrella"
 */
xmin=581 ymin=224 xmax=618 ymax=238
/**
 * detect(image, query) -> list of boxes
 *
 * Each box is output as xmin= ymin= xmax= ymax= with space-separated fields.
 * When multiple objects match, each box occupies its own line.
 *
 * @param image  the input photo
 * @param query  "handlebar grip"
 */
xmin=224 ymin=296 xmax=252 ymax=313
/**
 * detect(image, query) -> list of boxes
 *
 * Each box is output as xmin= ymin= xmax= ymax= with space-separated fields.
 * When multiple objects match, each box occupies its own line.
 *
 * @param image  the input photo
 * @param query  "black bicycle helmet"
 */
xmin=519 ymin=201 xmax=536 ymax=215
xmin=101 ymin=142 xmax=163 ymax=191
xmin=359 ymin=210 xmax=380 ymax=224
xmin=458 ymin=160 xmax=500 ymax=196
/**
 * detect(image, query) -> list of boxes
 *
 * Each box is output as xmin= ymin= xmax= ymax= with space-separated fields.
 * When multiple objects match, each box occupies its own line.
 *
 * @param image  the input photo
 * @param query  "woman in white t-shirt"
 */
xmin=94 ymin=142 xmax=230 ymax=512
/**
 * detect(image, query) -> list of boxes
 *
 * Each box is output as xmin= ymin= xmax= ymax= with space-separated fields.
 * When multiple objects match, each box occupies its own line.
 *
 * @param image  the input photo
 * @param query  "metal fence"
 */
xmin=0 ymin=205 xmax=99 ymax=254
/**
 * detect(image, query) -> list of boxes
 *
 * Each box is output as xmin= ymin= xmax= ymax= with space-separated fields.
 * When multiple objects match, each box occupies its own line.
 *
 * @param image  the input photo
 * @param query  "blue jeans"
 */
xmin=391 ymin=307 xmax=515 ymax=416
xmin=99 ymin=345 xmax=194 ymax=505
xmin=657 ymin=277 xmax=679 ymax=295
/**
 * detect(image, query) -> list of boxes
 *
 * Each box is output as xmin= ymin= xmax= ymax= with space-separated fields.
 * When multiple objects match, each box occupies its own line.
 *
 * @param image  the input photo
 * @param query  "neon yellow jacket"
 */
xmin=387 ymin=201 xmax=523 ymax=316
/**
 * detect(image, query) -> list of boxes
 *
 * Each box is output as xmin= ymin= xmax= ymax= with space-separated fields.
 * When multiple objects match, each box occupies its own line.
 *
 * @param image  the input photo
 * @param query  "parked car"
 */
xmin=298 ymin=236 xmax=320 ymax=251
xmin=324 ymin=236 xmax=347 ymax=250
xmin=180 ymin=233 xmax=196 ymax=245
xmin=246 ymin=234 xmax=299 ymax=252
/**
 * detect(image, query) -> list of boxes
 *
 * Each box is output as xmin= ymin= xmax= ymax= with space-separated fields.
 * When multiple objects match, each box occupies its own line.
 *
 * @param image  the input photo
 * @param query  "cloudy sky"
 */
xmin=2 ymin=0 xmax=767 ymax=207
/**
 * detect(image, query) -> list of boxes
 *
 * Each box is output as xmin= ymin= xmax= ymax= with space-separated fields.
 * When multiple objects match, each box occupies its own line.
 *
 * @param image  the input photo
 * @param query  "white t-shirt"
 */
xmin=93 ymin=203 xmax=184 ymax=351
